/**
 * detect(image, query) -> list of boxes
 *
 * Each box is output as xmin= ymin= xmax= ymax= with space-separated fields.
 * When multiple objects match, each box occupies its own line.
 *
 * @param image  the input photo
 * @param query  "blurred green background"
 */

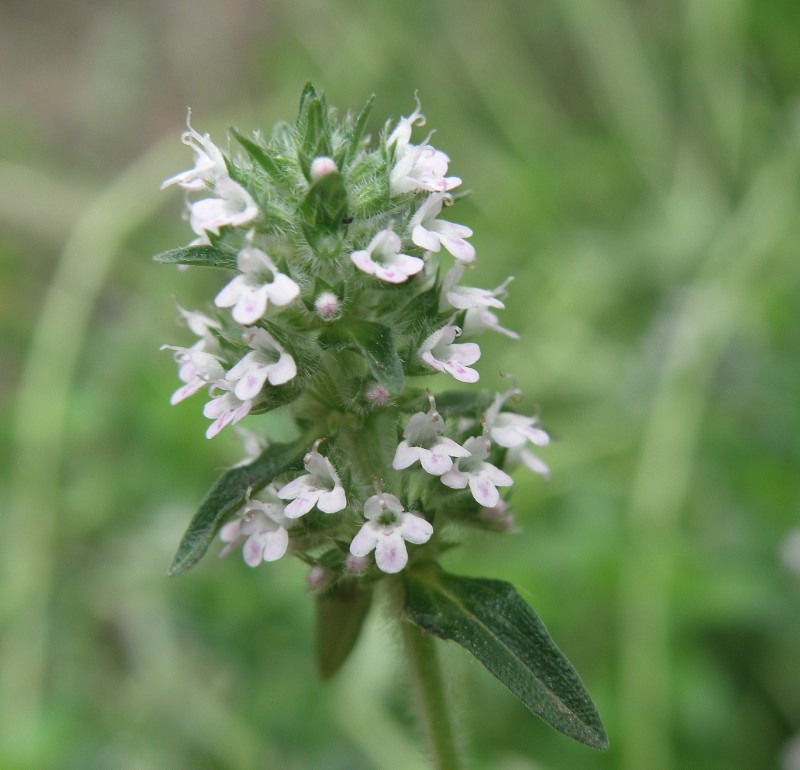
xmin=2 ymin=0 xmax=799 ymax=767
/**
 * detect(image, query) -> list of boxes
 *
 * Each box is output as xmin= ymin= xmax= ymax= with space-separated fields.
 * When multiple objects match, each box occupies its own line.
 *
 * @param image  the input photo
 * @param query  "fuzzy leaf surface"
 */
xmin=403 ymin=566 xmax=609 ymax=750
xmin=168 ymin=441 xmax=305 ymax=576
xmin=153 ymin=244 xmax=237 ymax=269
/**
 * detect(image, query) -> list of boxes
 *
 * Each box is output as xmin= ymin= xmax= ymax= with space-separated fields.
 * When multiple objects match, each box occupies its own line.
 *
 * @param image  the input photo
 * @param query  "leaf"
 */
xmin=231 ymin=128 xmax=293 ymax=188
xmin=153 ymin=244 xmax=237 ymax=269
xmin=319 ymin=320 xmax=405 ymax=393
xmin=167 ymin=441 xmax=305 ymax=576
xmin=299 ymin=171 xmax=349 ymax=242
xmin=403 ymin=566 xmax=609 ymax=750
xmin=316 ymin=580 xmax=373 ymax=679
xmin=341 ymin=93 xmax=375 ymax=167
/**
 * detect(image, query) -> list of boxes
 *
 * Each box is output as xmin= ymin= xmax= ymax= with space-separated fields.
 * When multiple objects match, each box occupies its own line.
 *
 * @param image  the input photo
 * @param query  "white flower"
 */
xmin=462 ymin=307 xmax=520 ymax=340
xmin=231 ymin=427 xmax=269 ymax=467
xmin=419 ymin=324 xmax=481 ymax=383
xmin=161 ymin=112 xmax=228 ymax=192
xmin=219 ymin=485 xmax=291 ymax=566
xmin=163 ymin=345 xmax=225 ymax=405
xmin=189 ymin=177 xmax=258 ymax=237
xmin=392 ymin=394 xmax=470 ymax=476
xmin=440 ymin=264 xmax=512 ymax=313
xmin=485 ymin=388 xmax=550 ymax=480
xmin=349 ymin=493 xmax=433 ymax=574
xmin=277 ymin=446 xmax=346 ymax=518
xmin=410 ymin=194 xmax=475 ymax=263
xmin=203 ymin=380 xmax=253 ymax=439
xmin=440 ymin=434 xmax=513 ymax=508
xmin=177 ymin=305 xmax=222 ymax=341
xmin=215 ymin=237 xmax=300 ymax=325
xmin=387 ymin=97 xmax=462 ymax=196
xmin=225 ymin=328 xmax=297 ymax=401
xmin=351 ymin=227 xmax=424 ymax=284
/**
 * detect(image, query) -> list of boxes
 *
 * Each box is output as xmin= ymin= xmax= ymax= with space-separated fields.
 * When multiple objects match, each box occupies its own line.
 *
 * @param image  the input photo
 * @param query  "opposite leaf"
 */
xmin=316 ymin=580 xmax=373 ymax=680
xmin=168 ymin=440 xmax=305 ymax=576
xmin=403 ymin=566 xmax=608 ymax=751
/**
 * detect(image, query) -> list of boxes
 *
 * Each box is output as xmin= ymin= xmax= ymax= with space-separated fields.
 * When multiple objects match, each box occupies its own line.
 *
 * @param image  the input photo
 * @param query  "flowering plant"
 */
xmin=157 ymin=84 xmax=607 ymax=762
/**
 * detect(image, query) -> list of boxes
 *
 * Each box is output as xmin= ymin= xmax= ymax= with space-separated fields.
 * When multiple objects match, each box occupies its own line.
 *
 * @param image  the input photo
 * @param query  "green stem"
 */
xmin=400 ymin=620 xmax=463 ymax=770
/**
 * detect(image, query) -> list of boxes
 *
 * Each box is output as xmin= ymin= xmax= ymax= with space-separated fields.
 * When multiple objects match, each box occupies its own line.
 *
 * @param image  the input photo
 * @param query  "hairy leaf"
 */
xmin=168 ymin=441 xmax=305 ymax=576
xmin=316 ymin=580 xmax=373 ymax=679
xmin=153 ymin=244 xmax=236 ymax=269
xmin=404 ymin=566 xmax=609 ymax=750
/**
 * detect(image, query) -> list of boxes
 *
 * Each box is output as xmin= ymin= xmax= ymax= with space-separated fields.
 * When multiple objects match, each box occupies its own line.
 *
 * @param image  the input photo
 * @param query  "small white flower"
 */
xmin=390 ymin=143 xmax=462 ymax=196
xmin=387 ymin=94 xmax=427 ymax=153
xmin=177 ymin=305 xmax=222 ymax=341
xmin=314 ymin=291 xmax=340 ymax=320
xmin=189 ymin=177 xmax=258 ymax=237
xmin=440 ymin=434 xmax=513 ymax=508
xmin=411 ymin=194 xmax=475 ymax=263
xmin=349 ymin=493 xmax=433 ymax=574
xmin=203 ymin=380 xmax=254 ymax=439
xmin=219 ymin=485 xmax=291 ymax=566
xmin=215 ymin=237 xmax=300 ymax=325
xmin=462 ymin=307 xmax=520 ymax=340
xmin=231 ymin=427 xmax=269 ymax=467
xmin=277 ymin=445 xmax=347 ymax=518
xmin=393 ymin=394 xmax=471 ymax=476
xmin=161 ymin=112 xmax=228 ymax=192
xmin=351 ymin=227 xmax=424 ymax=284
xmin=440 ymin=264 xmax=512 ymax=313
xmin=419 ymin=324 xmax=481 ymax=383
xmin=163 ymin=345 xmax=225 ymax=405
xmin=225 ymin=328 xmax=297 ymax=401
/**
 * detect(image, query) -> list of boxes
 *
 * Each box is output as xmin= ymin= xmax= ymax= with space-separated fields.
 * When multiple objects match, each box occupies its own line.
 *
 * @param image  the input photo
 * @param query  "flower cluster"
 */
xmin=159 ymin=85 xmax=550 ymax=581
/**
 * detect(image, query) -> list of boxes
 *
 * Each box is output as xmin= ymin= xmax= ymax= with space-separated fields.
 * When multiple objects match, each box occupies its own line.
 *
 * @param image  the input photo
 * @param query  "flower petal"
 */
xmin=375 ymin=532 xmax=408 ymax=573
xmin=399 ymin=513 xmax=433 ymax=545
xmin=469 ymin=475 xmax=499 ymax=508
xmin=350 ymin=522 xmax=379 ymax=557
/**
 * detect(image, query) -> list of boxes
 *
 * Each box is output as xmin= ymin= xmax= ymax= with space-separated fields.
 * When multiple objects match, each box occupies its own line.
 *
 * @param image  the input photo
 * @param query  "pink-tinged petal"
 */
xmin=231 ymin=399 xmax=252 ymax=424
xmin=440 ymin=234 xmax=476 ymax=263
xmin=399 ymin=513 xmax=433 ymax=545
xmin=520 ymin=448 xmax=551 ymax=480
xmin=243 ymin=533 xmax=266 ymax=566
xmin=392 ymin=442 xmax=420 ymax=470
xmin=469 ymin=476 xmax=499 ymax=508
xmin=205 ymin=414 xmax=229 ymax=439
xmin=266 ymin=273 xmax=300 ymax=306
xmin=449 ymin=342 xmax=481 ymax=366
xmin=491 ymin=424 xmax=527 ymax=448
xmin=390 ymin=253 xmax=425 ymax=276
xmin=232 ymin=286 xmax=269 ymax=325
xmin=482 ymin=464 xmax=514 ymax=487
xmin=351 ymin=250 xmax=376 ymax=275
xmin=524 ymin=427 xmax=550 ymax=447
xmin=444 ymin=362 xmax=480 ymax=383
xmin=350 ymin=523 xmax=379 ymax=557
xmin=436 ymin=437 xmax=472 ymax=458
xmin=374 ymin=264 xmax=411 ymax=284
xmin=284 ymin=494 xmax=318 ymax=518
xmin=420 ymin=350 xmax=446 ymax=374
xmin=317 ymin=485 xmax=347 ymax=514
xmin=375 ymin=533 xmax=408 ymax=574
xmin=412 ymin=224 xmax=441 ymax=252
xmin=419 ymin=449 xmax=453 ymax=476
xmin=266 ymin=354 xmax=297 ymax=386
xmin=219 ymin=520 xmax=242 ymax=543
xmin=234 ymin=366 xmax=269 ymax=401
xmin=215 ymin=275 xmax=247 ymax=308
xmin=440 ymin=469 xmax=468 ymax=490
xmin=277 ymin=476 xmax=314 ymax=499
xmin=261 ymin=527 xmax=289 ymax=561
xmin=170 ymin=380 xmax=204 ymax=405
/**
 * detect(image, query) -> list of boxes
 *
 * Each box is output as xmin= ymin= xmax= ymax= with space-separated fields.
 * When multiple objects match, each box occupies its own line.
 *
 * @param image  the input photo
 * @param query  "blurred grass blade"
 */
xmin=404 ymin=565 xmax=608 ymax=750
xmin=168 ymin=440 xmax=305 ymax=576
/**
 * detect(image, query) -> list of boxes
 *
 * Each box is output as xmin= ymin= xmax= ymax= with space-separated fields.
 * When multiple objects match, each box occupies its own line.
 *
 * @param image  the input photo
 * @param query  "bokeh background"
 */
xmin=2 ymin=0 xmax=799 ymax=767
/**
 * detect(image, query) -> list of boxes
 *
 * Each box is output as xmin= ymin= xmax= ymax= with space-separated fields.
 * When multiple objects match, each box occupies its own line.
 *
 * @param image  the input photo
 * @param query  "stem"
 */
xmin=400 ymin=620 xmax=463 ymax=770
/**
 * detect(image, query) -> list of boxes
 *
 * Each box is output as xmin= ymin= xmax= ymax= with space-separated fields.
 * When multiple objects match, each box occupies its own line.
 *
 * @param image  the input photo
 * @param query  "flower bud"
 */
xmin=314 ymin=291 xmax=340 ymax=320
xmin=306 ymin=564 xmax=329 ymax=590
xmin=364 ymin=382 xmax=390 ymax=407
xmin=345 ymin=553 xmax=370 ymax=575
xmin=310 ymin=156 xmax=338 ymax=180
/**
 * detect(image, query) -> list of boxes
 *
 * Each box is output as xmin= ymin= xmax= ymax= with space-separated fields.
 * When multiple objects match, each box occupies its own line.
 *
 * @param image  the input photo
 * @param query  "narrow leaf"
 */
xmin=319 ymin=320 xmax=405 ymax=393
xmin=231 ymin=128 xmax=292 ymax=188
xmin=299 ymin=171 xmax=349 ymax=238
xmin=404 ymin=566 xmax=609 ymax=750
xmin=342 ymin=93 xmax=375 ymax=167
xmin=153 ymin=244 xmax=236 ymax=269
xmin=316 ymin=581 xmax=373 ymax=679
xmin=168 ymin=441 xmax=305 ymax=576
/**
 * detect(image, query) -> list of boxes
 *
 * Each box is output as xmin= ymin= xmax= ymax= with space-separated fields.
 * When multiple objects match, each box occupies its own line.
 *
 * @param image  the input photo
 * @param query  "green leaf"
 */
xmin=319 ymin=320 xmax=405 ymax=393
xmin=341 ymin=93 xmax=375 ymax=167
xmin=299 ymin=171 xmax=349 ymax=245
xmin=231 ymin=128 xmax=293 ymax=188
xmin=167 ymin=441 xmax=305 ymax=576
xmin=316 ymin=580 xmax=373 ymax=679
xmin=403 ymin=566 xmax=609 ymax=750
xmin=153 ymin=244 xmax=237 ymax=269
